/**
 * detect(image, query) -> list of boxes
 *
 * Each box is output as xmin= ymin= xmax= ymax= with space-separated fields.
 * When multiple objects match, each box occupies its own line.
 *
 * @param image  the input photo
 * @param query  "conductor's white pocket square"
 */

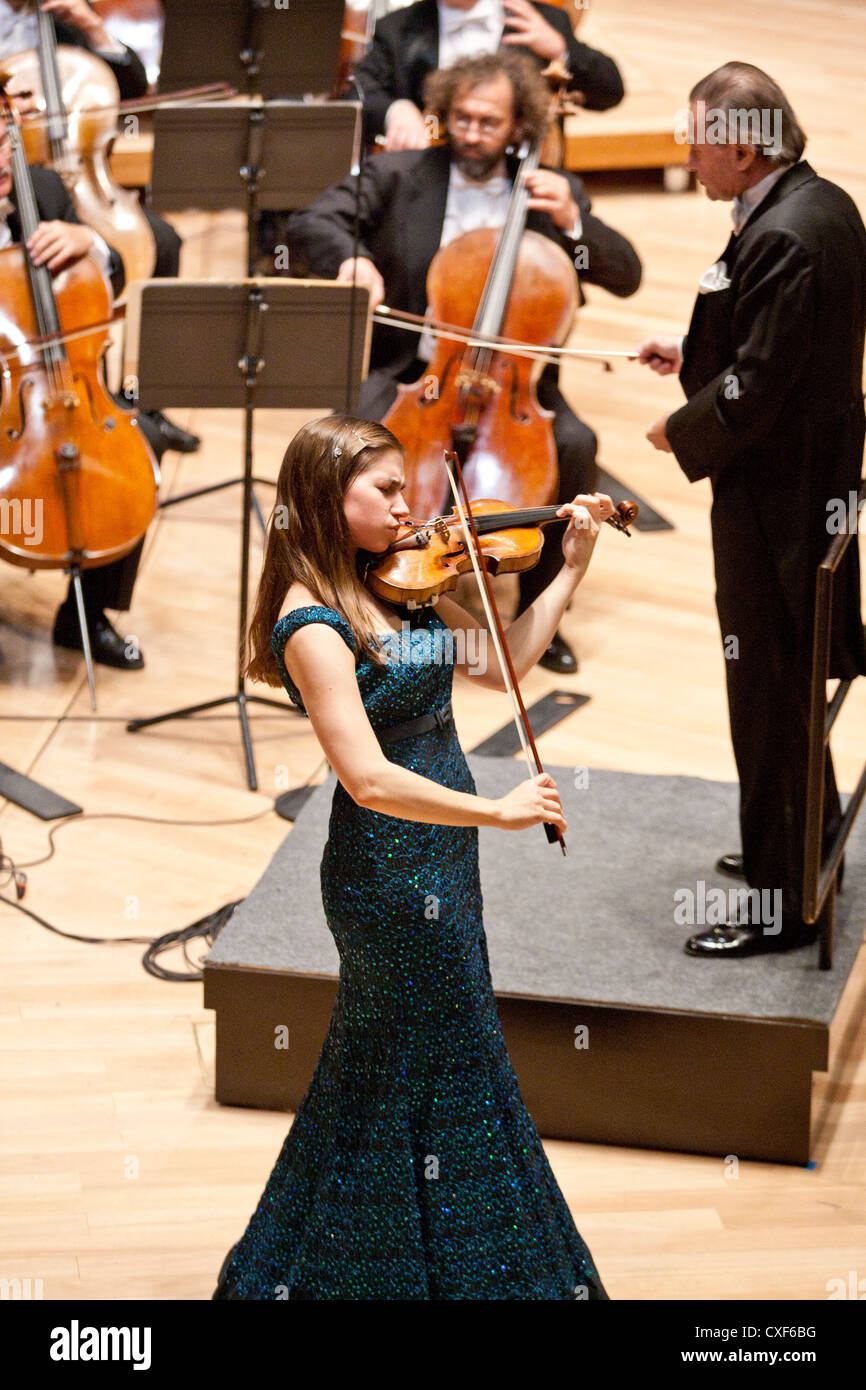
xmin=698 ymin=261 xmax=732 ymax=293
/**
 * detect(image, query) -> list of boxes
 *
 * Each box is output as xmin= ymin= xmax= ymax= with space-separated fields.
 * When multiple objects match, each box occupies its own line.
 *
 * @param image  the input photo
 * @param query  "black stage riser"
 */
xmin=204 ymin=761 xmax=866 ymax=1167
xmin=204 ymin=968 xmax=826 ymax=1165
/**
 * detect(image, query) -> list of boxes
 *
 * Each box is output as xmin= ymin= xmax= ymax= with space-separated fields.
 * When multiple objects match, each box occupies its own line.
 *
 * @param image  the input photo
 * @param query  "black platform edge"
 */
xmin=203 ymin=961 xmax=832 ymax=1165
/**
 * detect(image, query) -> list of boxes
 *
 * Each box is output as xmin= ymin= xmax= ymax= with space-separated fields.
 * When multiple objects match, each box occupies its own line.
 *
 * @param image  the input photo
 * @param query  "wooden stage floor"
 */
xmin=1 ymin=0 xmax=864 ymax=1301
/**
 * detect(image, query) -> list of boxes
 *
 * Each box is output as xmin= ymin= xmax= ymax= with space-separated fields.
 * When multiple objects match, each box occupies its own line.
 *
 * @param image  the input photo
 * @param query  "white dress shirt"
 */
xmin=731 ymin=164 xmax=790 ymax=235
xmin=0 ymin=5 xmax=36 ymax=52
xmin=0 ymin=0 xmax=125 ymax=60
xmin=437 ymin=0 xmax=503 ymax=68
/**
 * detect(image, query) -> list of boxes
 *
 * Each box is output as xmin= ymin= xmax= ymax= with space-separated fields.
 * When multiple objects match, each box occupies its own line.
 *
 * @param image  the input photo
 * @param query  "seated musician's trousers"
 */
xmin=58 ymin=539 xmax=143 ymax=618
xmin=145 ymin=208 xmax=182 ymax=278
xmin=358 ymin=360 xmax=598 ymax=617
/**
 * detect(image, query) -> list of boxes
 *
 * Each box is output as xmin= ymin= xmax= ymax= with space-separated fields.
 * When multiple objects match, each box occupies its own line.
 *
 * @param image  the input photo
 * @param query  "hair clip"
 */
xmin=333 ymin=445 xmax=343 ymax=458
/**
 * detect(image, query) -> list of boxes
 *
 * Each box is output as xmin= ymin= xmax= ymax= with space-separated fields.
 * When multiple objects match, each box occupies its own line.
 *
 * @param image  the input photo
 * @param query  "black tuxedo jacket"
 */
xmin=666 ymin=160 xmax=866 ymax=678
xmin=289 ymin=143 xmax=641 ymax=375
xmin=51 ymin=16 xmax=148 ymax=102
xmin=7 ymin=164 xmax=124 ymax=299
xmin=351 ymin=0 xmax=624 ymax=144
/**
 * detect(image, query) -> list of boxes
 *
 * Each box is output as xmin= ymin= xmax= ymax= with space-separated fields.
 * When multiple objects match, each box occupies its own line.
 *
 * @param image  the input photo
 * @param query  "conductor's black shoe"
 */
xmin=716 ymin=853 xmax=746 ymax=879
xmin=538 ymin=630 xmax=578 ymax=674
xmin=716 ymin=852 xmax=845 ymax=892
xmin=684 ymin=922 xmax=817 ymax=958
xmin=142 ymin=409 xmax=201 ymax=454
xmin=53 ymin=609 xmax=145 ymax=670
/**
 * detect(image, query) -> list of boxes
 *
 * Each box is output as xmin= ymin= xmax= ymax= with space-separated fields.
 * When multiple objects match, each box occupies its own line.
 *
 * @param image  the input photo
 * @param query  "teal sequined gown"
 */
xmin=212 ymin=603 xmax=608 ymax=1300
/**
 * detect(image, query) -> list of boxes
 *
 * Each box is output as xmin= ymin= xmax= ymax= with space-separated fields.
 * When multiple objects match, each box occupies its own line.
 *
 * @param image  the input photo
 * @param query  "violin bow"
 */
xmin=441 ymin=446 xmax=567 ymax=856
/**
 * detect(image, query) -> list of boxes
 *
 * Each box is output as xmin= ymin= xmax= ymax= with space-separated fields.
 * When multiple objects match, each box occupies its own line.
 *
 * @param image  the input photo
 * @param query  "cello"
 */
xmin=0 ymin=89 xmax=158 ymax=700
xmin=381 ymin=73 xmax=578 ymax=521
xmin=2 ymin=0 xmax=157 ymax=294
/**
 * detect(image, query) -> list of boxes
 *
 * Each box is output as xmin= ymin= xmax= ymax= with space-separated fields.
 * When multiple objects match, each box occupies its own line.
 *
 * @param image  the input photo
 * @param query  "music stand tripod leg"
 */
xmin=69 ymin=565 xmax=97 ymax=711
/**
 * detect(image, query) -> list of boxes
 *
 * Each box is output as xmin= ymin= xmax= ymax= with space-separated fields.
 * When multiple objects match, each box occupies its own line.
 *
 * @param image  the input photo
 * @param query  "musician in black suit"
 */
xmin=0 ymin=0 xmax=200 ymax=458
xmin=639 ymin=62 xmax=866 ymax=956
xmin=0 ymin=145 xmax=155 ymax=668
xmin=0 ymin=0 xmax=147 ymax=100
xmin=351 ymin=0 xmax=623 ymax=149
xmin=291 ymin=51 xmax=640 ymax=673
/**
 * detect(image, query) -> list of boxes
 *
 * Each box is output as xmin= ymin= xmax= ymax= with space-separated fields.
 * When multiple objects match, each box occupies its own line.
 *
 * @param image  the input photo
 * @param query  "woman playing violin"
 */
xmin=213 ymin=412 xmax=615 ymax=1300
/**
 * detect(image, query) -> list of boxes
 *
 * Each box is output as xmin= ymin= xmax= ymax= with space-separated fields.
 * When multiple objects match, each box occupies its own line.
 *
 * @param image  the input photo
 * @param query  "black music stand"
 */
xmin=145 ymin=100 xmax=360 ymax=521
xmin=124 ymin=279 xmax=370 ymax=791
xmin=150 ymin=101 xmax=360 ymax=276
xmin=158 ymin=0 xmax=345 ymax=99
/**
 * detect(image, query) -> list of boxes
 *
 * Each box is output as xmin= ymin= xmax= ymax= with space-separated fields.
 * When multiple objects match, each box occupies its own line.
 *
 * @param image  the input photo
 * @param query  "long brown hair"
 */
xmin=245 ymin=413 xmax=405 ymax=687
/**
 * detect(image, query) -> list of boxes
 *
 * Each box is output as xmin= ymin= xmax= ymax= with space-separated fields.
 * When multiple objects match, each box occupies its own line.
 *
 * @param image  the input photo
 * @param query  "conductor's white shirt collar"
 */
xmin=731 ymin=164 xmax=790 ymax=234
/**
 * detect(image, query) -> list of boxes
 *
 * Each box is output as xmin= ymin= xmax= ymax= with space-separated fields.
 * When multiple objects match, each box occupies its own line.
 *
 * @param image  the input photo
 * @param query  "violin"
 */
xmin=383 ymin=455 xmax=636 ymax=855
xmin=366 ymin=496 xmax=638 ymax=605
xmin=2 ymin=0 xmax=157 ymax=295
xmin=0 ymin=90 xmax=158 ymax=575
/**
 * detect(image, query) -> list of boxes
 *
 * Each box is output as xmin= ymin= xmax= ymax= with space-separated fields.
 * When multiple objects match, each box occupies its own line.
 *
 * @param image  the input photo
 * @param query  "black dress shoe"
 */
xmin=684 ymin=922 xmax=817 ymax=958
xmin=53 ymin=610 xmax=145 ymax=670
xmin=716 ymin=853 xmax=745 ymax=879
xmin=538 ymin=630 xmax=578 ymax=674
xmin=142 ymin=409 xmax=201 ymax=454
xmin=716 ymin=852 xmax=845 ymax=892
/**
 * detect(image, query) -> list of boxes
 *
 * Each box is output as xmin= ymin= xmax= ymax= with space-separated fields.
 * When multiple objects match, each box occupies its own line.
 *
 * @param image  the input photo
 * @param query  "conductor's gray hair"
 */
xmin=689 ymin=62 xmax=806 ymax=165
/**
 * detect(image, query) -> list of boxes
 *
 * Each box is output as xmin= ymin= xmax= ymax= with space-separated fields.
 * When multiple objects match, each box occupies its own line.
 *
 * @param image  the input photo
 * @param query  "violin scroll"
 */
xmin=606 ymin=500 xmax=639 ymax=536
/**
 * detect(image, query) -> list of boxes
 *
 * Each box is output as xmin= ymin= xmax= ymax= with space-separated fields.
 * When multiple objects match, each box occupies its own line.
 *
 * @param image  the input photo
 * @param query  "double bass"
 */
xmin=2 ymin=0 xmax=157 ymax=293
xmin=0 ymin=93 xmax=157 ymax=615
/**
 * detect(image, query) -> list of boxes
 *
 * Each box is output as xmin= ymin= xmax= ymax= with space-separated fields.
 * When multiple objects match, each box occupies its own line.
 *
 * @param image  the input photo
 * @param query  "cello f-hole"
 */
xmin=420 ymin=353 xmax=458 ymax=405
xmin=504 ymin=359 xmax=530 ymax=424
xmin=6 ymin=377 xmax=35 ymax=439
xmin=71 ymin=369 xmax=110 ymax=429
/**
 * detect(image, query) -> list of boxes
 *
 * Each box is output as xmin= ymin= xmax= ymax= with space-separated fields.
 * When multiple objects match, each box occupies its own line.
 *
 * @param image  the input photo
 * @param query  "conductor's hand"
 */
xmin=496 ymin=773 xmax=566 ymax=833
xmin=27 ymin=221 xmax=95 ymax=272
xmin=558 ymin=491 xmax=615 ymax=579
xmin=646 ymin=414 xmax=673 ymax=453
xmin=636 ymin=335 xmax=683 ymax=375
xmin=383 ymin=100 xmax=429 ymax=152
xmin=336 ymin=257 xmax=385 ymax=311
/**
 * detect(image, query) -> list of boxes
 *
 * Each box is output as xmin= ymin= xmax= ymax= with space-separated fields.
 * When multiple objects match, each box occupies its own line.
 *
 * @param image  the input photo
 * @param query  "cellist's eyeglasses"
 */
xmin=449 ymin=113 xmax=506 ymax=137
